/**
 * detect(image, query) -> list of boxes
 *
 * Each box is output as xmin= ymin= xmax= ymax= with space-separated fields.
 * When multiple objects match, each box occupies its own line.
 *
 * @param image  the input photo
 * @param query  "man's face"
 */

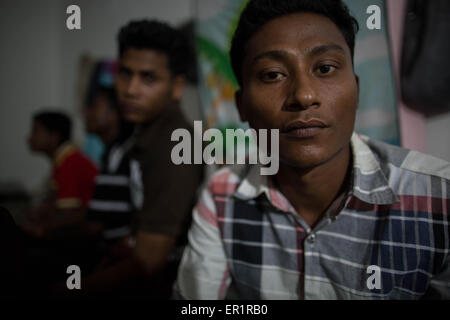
xmin=84 ymin=93 xmax=115 ymax=134
xmin=28 ymin=121 xmax=56 ymax=153
xmin=115 ymin=48 xmax=184 ymax=124
xmin=237 ymin=13 xmax=359 ymax=169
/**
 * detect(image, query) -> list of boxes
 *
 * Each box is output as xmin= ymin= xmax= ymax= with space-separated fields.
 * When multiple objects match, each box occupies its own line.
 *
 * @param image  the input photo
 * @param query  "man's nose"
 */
xmin=125 ymin=76 xmax=140 ymax=96
xmin=283 ymin=73 xmax=319 ymax=111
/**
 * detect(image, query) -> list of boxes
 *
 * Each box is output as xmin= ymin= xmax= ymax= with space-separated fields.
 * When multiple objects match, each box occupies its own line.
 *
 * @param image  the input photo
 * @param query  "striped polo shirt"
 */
xmin=175 ymin=133 xmax=450 ymax=299
xmin=87 ymin=136 xmax=140 ymax=240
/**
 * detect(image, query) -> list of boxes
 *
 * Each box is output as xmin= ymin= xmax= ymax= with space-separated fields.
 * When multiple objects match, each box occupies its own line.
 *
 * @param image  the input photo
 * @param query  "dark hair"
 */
xmin=230 ymin=0 xmax=359 ymax=86
xmin=118 ymin=19 xmax=192 ymax=77
xmin=33 ymin=111 xmax=72 ymax=145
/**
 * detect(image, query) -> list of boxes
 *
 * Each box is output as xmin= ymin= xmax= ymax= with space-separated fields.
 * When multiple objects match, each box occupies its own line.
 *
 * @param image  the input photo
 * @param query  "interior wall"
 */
xmin=387 ymin=0 xmax=450 ymax=161
xmin=426 ymin=113 xmax=450 ymax=161
xmin=0 ymin=0 xmax=63 ymax=194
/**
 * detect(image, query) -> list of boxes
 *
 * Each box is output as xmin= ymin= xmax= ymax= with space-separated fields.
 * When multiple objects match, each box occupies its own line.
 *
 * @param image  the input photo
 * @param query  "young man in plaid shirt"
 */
xmin=175 ymin=0 xmax=450 ymax=299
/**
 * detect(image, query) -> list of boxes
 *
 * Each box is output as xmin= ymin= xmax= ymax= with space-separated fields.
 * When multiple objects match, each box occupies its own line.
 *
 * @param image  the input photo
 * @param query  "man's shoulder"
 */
xmin=157 ymin=104 xmax=194 ymax=133
xmin=168 ymin=108 xmax=194 ymax=132
xmin=61 ymin=147 xmax=98 ymax=174
xmin=134 ymin=106 xmax=193 ymax=153
xmin=362 ymin=135 xmax=450 ymax=182
xmin=357 ymin=135 xmax=450 ymax=204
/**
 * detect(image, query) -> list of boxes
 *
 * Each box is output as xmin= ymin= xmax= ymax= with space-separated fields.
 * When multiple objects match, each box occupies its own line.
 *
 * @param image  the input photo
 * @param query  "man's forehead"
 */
xmin=245 ymin=12 xmax=349 ymax=57
xmin=120 ymin=48 xmax=169 ymax=70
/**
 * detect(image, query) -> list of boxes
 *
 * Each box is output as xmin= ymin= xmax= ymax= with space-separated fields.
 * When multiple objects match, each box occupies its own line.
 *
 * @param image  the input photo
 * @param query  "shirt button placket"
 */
xmin=307 ymin=233 xmax=316 ymax=244
xmin=304 ymin=232 xmax=316 ymax=299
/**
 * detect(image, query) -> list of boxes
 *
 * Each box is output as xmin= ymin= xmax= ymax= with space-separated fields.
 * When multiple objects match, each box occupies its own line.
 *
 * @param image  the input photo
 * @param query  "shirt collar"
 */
xmin=235 ymin=164 xmax=270 ymax=200
xmin=234 ymin=132 xmax=399 ymax=209
xmin=54 ymin=142 xmax=77 ymax=166
xmin=235 ymin=164 xmax=295 ymax=212
xmin=349 ymin=133 xmax=399 ymax=205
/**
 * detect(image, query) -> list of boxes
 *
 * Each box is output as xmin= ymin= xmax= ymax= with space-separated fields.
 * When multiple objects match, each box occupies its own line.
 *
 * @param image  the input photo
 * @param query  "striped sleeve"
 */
xmin=174 ymin=186 xmax=231 ymax=299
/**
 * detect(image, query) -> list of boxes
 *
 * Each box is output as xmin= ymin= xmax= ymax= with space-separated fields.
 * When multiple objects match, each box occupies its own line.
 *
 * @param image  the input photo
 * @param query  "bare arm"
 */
xmin=19 ymin=203 xmax=87 ymax=238
xmin=134 ymin=231 xmax=176 ymax=275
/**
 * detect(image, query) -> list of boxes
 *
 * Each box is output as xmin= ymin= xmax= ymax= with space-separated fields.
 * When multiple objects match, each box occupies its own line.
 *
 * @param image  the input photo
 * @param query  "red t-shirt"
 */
xmin=51 ymin=144 xmax=98 ymax=209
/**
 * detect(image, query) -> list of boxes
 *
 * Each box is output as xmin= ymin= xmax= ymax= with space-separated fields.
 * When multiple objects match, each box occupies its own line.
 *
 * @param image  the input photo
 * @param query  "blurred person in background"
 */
xmin=61 ymin=19 xmax=203 ymax=298
xmin=83 ymin=61 xmax=136 ymax=241
xmin=80 ymin=61 xmax=140 ymax=279
xmin=45 ymin=65 xmax=139 ymax=295
xmin=22 ymin=111 xmax=98 ymax=237
xmin=18 ymin=111 xmax=98 ymax=295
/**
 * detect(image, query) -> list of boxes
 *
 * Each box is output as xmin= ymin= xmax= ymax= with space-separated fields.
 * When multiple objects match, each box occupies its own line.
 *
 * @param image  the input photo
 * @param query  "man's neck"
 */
xmin=48 ymin=142 xmax=72 ymax=163
xmin=273 ymin=144 xmax=352 ymax=228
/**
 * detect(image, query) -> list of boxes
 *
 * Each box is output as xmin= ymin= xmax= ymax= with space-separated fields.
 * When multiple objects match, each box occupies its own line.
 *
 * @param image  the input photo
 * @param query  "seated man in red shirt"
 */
xmin=21 ymin=111 xmax=98 ymax=238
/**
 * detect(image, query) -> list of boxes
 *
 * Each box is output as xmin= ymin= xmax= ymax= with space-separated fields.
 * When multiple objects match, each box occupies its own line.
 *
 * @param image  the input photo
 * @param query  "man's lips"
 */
xmin=122 ymin=102 xmax=140 ymax=113
xmin=281 ymin=119 xmax=329 ymax=138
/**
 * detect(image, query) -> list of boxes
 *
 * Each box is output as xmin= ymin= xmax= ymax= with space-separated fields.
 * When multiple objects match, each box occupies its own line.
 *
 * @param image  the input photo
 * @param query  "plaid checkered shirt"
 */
xmin=174 ymin=133 xmax=450 ymax=299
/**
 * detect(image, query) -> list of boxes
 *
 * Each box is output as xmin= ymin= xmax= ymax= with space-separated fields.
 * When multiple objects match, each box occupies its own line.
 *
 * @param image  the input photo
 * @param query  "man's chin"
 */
xmin=123 ymin=113 xmax=143 ymax=124
xmin=279 ymin=150 xmax=331 ymax=170
xmin=279 ymin=143 xmax=350 ymax=171
xmin=279 ymin=157 xmax=325 ymax=170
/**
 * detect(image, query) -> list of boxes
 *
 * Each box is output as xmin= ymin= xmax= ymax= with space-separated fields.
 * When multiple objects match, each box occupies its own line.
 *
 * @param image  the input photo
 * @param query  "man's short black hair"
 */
xmin=230 ymin=0 xmax=359 ymax=86
xmin=118 ymin=19 xmax=191 ymax=77
xmin=33 ymin=111 xmax=72 ymax=145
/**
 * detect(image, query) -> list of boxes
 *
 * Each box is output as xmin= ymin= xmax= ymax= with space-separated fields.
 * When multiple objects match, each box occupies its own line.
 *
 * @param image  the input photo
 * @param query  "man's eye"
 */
xmin=260 ymin=71 xmax=285 ymax=82
xmin=142 ymin=73 xmax=156 ymax=83
xmin=317 ymin=65 xmax=336 ymax=75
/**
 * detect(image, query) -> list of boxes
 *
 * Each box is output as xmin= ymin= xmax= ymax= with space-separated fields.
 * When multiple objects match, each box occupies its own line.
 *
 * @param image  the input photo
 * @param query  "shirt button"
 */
xmin=307 ymin=233 xmax=316 ymax=244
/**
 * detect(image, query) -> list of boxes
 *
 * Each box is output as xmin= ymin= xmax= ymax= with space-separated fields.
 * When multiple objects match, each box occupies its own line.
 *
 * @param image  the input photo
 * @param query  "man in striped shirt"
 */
xmin=84 ymin=74 xmax=136 ymax=242
xmin=174 ymin=0 xmax=450 ymax=299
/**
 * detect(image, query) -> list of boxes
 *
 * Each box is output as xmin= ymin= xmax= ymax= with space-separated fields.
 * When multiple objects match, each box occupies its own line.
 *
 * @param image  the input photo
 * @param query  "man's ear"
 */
xmin=50 ymin=132 xmax=62 ymax=151
xmin=235 ymin=89 xmax=247 ymax=122
xmin=172 ymin=75 xmax=186 ymax=101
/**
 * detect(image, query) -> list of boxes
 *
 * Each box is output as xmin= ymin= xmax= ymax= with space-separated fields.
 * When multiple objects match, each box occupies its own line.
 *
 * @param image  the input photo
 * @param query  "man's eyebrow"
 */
xmin=252 ymin=44 xmax=346 ymax=64
xmin=252 ymin=50 xmax=290 ymax=63
xmin=306 ymin=44 xmax=346 ymax=57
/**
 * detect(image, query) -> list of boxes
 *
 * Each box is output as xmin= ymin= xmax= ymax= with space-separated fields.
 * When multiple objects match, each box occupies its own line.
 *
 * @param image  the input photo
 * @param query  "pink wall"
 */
xmin=386 ymin=0 xmax=426 ymax=152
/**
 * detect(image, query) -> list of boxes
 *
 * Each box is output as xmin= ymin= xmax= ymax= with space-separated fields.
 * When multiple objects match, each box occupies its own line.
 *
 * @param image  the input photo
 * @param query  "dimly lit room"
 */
xmin=0 ymin=0 xmax=449 ymax=305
